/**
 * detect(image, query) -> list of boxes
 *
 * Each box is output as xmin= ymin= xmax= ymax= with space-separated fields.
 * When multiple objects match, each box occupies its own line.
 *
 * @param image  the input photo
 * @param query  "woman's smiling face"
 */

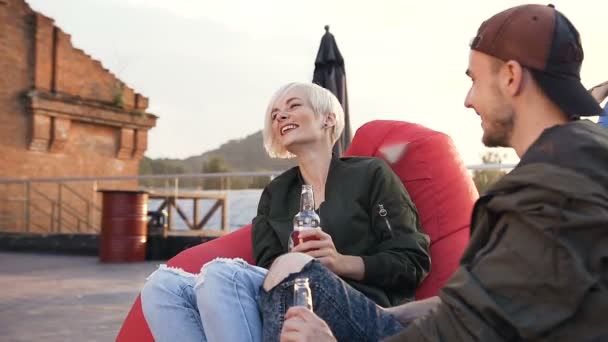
xmin=270 ymin=87 xmax=325 ymax=152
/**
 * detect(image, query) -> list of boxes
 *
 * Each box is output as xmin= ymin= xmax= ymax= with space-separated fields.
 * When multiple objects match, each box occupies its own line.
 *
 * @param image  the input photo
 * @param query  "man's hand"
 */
xmin=291 ymin=229 xmax=364 ymax=280
xmin=383 ymin=296 xmax=442 ymax=325
xmin=590 ymin=80 xmax=608 ymax=103
xmin=280 ymin=307 xmax=336 ymax=342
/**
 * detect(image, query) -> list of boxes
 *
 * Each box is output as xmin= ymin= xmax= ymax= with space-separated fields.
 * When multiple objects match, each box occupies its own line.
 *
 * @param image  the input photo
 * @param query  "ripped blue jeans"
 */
xmin=141 ymin=258 xmax=402 ymax=342
xmin=259 ymin=260 xmax=404 ymax=342
xmin=141 ymin=258 xmax=267 ymax=342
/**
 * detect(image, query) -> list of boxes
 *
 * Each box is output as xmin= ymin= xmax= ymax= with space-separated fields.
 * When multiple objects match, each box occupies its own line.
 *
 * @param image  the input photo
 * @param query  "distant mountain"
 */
xmin=140 ymin=130 xmax=296 ymax=174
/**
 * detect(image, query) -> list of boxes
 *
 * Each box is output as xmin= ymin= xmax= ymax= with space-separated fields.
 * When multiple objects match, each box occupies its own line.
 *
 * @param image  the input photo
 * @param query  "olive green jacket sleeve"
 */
xmin=360 ymin=160 xmax=431 ymax=293
xmin=251 ymin=187 xmax=283 ymax=269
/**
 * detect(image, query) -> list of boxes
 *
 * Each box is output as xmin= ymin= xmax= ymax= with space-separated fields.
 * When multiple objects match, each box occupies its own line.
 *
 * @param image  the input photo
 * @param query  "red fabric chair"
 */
xmin=116 ymin=120 xmax=478 ymax=341
xmin=343 ymin=120 xmax=478 ymax=299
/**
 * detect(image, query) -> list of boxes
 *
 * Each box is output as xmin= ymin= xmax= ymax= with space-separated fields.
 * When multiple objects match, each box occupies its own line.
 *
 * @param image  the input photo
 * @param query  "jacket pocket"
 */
xmin=375 ymin=204 xmax=394 ymax=240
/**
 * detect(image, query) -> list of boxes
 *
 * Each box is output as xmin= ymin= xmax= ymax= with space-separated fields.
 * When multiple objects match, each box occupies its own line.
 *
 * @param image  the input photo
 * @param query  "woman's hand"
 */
xmin=280 ymin=307 xmax=336 ymax=342
xmin=291 ymin=228 xmax=364 ymax=280
xmin=291 ymin=228 xmax=342 ymax=273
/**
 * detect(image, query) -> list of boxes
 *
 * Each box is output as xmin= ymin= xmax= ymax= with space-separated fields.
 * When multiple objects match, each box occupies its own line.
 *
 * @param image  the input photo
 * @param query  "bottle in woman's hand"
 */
xmin=288 ymin=184 xmax=321 ymax=251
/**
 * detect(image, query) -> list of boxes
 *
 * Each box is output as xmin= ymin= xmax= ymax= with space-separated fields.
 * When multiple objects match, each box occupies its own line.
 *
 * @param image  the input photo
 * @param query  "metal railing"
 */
xmin=0 ymin=164 xmax=516 ymax=235
xmin=0 ymin=171 xmax=282 ymax=235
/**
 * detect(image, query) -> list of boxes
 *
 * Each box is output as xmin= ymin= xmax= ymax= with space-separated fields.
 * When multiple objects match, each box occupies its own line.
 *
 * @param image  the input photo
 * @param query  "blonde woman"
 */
xmin=141 ymin=82 xmax=430 ymax=342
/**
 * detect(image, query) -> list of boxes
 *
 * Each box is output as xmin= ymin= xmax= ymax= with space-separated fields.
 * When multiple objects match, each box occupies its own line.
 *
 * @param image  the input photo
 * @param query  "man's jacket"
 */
xmin=387 ymin=120 xmax=608 ymax=341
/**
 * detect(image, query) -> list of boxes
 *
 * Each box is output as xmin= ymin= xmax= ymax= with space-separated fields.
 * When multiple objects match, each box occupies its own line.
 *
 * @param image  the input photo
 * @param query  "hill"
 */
xmin=140 ymin=130 xmax=296 ymax=174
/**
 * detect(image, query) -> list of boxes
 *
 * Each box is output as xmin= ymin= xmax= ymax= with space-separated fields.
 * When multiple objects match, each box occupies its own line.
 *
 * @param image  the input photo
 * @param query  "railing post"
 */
xmin=221 ymin=197 xmax=229 ymax=234
xmin=166 ymin=197 xmax=173 ymax=235
xmin=172 ymin=177 xmax=179 ymax=233
xmin=24 ymin=181 xmax=31 ymax=233
xmin=86 ymin=201 xmax=90 ymax=232
xmin=193 ymin=198 xmax=199 ymax=229
xmin=174 ymin=177 xmax=179 ymax=198
xmin=92 ymin=180 xmax=98 ymax=232
xmin=50 ymin=202 xmax=56 ymax=233
xmin=57 ymin=182 xmax=62 ymax=233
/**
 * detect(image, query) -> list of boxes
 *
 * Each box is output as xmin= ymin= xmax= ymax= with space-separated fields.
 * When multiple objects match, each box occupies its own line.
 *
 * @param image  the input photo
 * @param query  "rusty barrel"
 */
xmin=98 ymin=190 xmax=149 ymax=262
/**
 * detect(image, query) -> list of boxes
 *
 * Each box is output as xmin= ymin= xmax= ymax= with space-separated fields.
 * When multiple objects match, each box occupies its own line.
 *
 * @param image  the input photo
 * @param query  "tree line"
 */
xmin=139 ymin=156 xmax=271 ymax=190
xmin=141 ymin=150 xmax=508 ymax=194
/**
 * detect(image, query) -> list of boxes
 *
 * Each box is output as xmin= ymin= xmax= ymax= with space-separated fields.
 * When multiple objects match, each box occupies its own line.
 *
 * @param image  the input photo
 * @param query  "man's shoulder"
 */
xmin=517 ymin=120 xmax=608 ymax=186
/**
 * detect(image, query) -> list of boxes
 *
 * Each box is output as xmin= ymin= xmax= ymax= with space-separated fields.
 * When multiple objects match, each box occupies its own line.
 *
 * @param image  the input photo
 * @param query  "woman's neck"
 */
xmin=297 ymin=149 xmax=332 ymax=206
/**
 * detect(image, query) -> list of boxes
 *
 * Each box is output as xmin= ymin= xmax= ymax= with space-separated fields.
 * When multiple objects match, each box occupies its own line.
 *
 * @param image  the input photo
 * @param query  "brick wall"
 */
xmin=0 ymin=0 xmax=156 ymax=179
xmin=0 ymin=0 xmax=158 ymax=233
xmin=0 ymin=0 xmax=33 ymax=154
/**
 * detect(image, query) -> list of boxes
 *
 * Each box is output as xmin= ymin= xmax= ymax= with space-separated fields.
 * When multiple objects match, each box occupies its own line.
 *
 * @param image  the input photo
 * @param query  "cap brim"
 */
xmin=531 ymin=70 xmax=603 ymax=118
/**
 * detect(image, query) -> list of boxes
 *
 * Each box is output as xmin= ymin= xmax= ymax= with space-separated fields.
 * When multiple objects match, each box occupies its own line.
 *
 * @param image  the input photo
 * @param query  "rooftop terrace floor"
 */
xmin=0 ymin=251 xmax=161 ymax=341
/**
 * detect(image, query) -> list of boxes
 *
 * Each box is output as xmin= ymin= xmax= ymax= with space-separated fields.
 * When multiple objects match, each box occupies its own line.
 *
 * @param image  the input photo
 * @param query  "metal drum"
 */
xmin=98 ymin=190 xmax=148 ymax=262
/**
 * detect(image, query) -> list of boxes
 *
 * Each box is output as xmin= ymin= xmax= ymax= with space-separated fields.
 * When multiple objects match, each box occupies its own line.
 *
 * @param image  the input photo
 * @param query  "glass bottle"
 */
xmin=288 ymin=184 xmax=321 ymax=251
xmin=293 ymin=277 xmax=313 ymax=310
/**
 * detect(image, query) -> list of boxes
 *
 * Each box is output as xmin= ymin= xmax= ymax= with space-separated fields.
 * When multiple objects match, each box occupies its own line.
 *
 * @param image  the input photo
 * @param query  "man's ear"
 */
xmin=502 ymin=60 xmax=525 ymax=97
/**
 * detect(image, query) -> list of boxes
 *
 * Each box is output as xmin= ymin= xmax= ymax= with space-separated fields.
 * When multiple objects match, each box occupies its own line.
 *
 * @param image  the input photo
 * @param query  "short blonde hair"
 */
xmin=263 ymin=82 xmax=345 ymax=159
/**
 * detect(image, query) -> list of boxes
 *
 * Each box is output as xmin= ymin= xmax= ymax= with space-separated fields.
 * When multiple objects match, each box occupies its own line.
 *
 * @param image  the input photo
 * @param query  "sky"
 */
xmin=26 ymin=0 xmax=608 ymax=165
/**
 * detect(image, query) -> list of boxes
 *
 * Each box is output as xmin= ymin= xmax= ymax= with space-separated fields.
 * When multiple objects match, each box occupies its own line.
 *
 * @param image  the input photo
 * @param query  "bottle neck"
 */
xmin=294 ymin=277 xmax=310 ymax=289
xmin=299 ymin=185 xmax=315 ymax=212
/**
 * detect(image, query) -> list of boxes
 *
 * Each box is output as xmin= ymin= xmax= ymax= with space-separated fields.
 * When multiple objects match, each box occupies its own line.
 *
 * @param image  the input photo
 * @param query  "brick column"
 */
xmin=117 ymin=127 xmax=134 ymax=160
xmin=133 ymin=129 xmax=148 ymax=159
xmin=49 ymin=117 xmax=70 ymax=153
xmin=29 ymin=113 xmax=51 ymax=152
xmin=33 ymin=14 xmax=55 ymax=92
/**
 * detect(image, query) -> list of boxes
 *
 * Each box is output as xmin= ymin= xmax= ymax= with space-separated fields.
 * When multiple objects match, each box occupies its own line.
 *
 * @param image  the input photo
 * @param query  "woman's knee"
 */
xmin=141 ymin=266 xmax=195 ymax=306
xmin=195 ymin=258 xmax=267 ymax=305
xmin=196 ymin=258 xmax=250 ymax=290
xmin=263 ymin=253 xmax=313 ymax=291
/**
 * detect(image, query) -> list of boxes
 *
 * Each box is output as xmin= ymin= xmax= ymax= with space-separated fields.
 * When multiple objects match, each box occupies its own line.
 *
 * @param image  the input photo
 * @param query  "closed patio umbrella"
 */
xmin=313 ymin=25 xmax=352 ymax=155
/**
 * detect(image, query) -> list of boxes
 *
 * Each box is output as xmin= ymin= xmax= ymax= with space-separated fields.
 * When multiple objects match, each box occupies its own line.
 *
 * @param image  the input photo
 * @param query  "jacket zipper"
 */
xmin=378 ymin=204 xmax=393 ymax=236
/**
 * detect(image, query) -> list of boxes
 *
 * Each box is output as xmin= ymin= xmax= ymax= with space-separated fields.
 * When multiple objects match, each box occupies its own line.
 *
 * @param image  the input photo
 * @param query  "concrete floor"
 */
xmin=0 ymin=252 xmax=161 ymax=342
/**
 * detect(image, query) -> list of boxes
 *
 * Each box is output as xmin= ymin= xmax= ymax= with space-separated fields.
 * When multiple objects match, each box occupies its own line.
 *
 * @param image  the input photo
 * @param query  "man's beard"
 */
xmin=482 ymin=104 xmax=515 ymax=148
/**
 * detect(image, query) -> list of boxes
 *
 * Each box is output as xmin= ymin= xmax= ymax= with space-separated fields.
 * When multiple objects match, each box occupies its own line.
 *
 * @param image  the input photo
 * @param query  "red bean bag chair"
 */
xmin=116 ymin=120 xmax=478 ymax=341
xmin=344 ymin=120 xmax=478 ymax=299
